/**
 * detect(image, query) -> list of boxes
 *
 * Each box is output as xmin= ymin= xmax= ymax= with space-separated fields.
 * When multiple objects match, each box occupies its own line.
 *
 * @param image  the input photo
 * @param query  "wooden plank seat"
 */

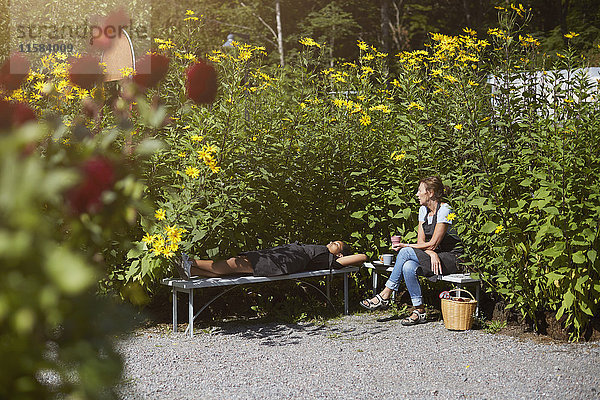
xmin=161 ymin=266 xmax=360 ymax=337
xmin=362 ymin=262 xmax=481 ymax=315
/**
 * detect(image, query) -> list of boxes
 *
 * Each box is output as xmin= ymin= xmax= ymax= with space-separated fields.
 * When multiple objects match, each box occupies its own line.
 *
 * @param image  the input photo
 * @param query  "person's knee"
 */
xmin=402 ymin=260 xmax=419 ymax=275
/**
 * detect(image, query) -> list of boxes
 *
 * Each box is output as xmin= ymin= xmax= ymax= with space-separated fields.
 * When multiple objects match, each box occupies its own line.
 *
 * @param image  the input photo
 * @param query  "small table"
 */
xmin=362 ymin=262 xmax=481 ymax=316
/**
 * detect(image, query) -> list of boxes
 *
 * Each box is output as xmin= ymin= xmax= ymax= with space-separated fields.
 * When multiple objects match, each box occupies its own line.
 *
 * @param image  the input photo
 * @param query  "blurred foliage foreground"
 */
xmin=1 ymin=4 xmax=600 ymax=399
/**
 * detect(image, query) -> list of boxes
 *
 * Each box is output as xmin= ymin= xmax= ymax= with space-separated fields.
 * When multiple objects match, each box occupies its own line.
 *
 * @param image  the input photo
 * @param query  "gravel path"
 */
xmin=117 ymin=313 xmax=600 ymax=400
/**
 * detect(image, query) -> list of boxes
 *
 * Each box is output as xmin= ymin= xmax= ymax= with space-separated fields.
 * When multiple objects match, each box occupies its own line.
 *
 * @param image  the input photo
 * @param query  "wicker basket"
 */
xmin=441 ymin=289 xmax=478 ymax=331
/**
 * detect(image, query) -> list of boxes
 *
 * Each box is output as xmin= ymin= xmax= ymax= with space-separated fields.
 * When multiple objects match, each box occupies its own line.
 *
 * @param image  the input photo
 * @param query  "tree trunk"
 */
xmin=275 ymin=0 xmax=285 ymax=66
xmin=380 ymin=0 xmax=391 ymax=53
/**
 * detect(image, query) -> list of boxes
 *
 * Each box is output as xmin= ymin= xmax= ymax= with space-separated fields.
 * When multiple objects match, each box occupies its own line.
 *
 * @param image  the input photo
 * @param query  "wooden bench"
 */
xmin=161 ymin=266 xmax=360 ymax=337
xmin=362 ymin=262 xmax=481 ymax=315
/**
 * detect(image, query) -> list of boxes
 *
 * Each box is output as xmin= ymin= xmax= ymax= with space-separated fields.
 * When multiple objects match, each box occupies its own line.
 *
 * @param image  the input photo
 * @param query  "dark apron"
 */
xmin=414 ymin=203 xmax=462 ymax=277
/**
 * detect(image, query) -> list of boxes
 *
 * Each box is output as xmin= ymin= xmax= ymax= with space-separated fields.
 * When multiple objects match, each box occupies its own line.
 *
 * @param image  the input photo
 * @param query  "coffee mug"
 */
xmin=381 ymin=254 xmax=394 ymax=265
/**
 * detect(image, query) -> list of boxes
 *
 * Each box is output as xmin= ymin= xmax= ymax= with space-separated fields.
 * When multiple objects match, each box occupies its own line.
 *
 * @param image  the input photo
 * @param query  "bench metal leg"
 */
xmin=475 ymin=283 xmax=480 ymax=317
xmin=188 ymin=289 xmax=194 ymax=337
xmin=457 ymin=283 xmax=480 ymax=318
xmin=372 ymin=270 xmax=378 ymax=297
xmin=343 ymin=272 xmax=349 ymax=315
xmin=173 ymin=288 xmax=178 ymax=333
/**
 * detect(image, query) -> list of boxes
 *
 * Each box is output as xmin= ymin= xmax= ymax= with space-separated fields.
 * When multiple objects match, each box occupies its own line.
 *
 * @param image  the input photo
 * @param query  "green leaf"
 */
xmin=562 ymin=290 xmax=575 ymax=309
xmin=44 ymin=246 xmax=96 ymax=295
xmin=572 ymin=251 xmax=587 ymax=264
xmin=588 ymin=249 xmax=597 ymax=263
xmin=542 ymin=241 xmax=566 ymax=258
xmin=350 ymin=210 xmax=367 ymax=219
xmin=480 ymin=221 xmax=497 ymax=233
xmin=575 ymin=275 xmax=589 ymax=294
xmin=135 ymin=139 xmax=165 ymax=156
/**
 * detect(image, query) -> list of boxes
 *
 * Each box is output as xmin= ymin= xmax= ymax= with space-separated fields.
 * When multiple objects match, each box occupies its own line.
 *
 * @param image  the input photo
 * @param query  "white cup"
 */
xmin=381 ymin=254 xmax=394 ymax=265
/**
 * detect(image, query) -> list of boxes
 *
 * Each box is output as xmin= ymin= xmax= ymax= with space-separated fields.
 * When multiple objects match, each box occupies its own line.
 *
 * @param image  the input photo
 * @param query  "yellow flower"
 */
xmin=299 ymin=37 xmax=321 ymax=48
xmin=185 ymin=166 xmax=200 ymax=179
xmin=155 ymin=209 xmax=166 ymax=221
xmin=142 ymin=233 xmax=155 ymax=244
xmin=33 ymin=81 xmax=45 ymax=93
xmin=443 ymin=74 xmax=458 ymax=83
xmin=407 ymin=102 xmax=424 ymax=111
xmin=357 ymin=40 xmax=368 ymax=51
xmin=178 ymin=152 xmax=186 ymax=157
xmin=362 ymin=53 xmax=375 ymax=61
xmin=447 ymin=213 xmax=456 ymax=222
xmin=391 ymin=151 xmax=406 ymax=161
xmin=463 ymin=27 xmax=476 ymax=36
xmin=359 ymin=113 xmax=371 ymax=126
xmin=120 ymin=67 xmax=134 ymax=78
xmin=494 ymin=225 xmax=504 ymax=234
xmin=564 ymin=32 xmax=579 ymax=39
xmin=454 ymin=124 xmax=463 ymax=130
xmin=369 ymin=105 xmax=391 ymax=113
xmin=191 ymin=134 xmax=203 ymax=142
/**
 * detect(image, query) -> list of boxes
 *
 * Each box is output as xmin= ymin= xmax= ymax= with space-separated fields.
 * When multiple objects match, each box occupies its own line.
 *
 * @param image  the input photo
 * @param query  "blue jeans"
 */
xmin=385 ymin=247 xmax=423 ymax=306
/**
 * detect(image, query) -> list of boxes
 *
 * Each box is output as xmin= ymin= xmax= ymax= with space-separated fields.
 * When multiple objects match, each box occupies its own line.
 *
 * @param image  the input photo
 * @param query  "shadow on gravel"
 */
xmin=194 ymin=317 xmax=393 ymax=346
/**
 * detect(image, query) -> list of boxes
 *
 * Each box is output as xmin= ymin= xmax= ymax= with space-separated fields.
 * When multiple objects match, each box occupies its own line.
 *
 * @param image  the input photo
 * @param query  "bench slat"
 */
xmin=362 ymin=262 xmax=479 ymax=284
xmin=161 ymin=266 xmax=360 ymax=289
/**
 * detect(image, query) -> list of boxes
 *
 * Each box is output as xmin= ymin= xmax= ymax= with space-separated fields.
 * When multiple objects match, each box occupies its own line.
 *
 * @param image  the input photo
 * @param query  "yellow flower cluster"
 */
xmin=155 ymin=38 xmax=175 ymax=51
xmin=6 ymin=53 xmax=93 ymax=120
xmin=391 ymin=150 xmax=406 ymax=161
xmin=510 ymin=3 xmax=527 ymax=18
xmin=197 ymin=143 xmax=220 ymax=173
xmin=407 ymin=102 xmax=424 ymax=111
xmin=332 ymin=98 xmax=362 ymax=114
xmin=208 ymin=42 xmax=266 ymax=65
xmin=299 ymin=37 xmax=321 ymax=48
xmin=519 ymin=35 xmax=540 ymax=47
xmin=369 ymin=104 xmax=391 ymax=113
xmin=184 ymin=9 xmax=200 ymax=22
xmin=142 ymin=224 xmax=188 ymax=258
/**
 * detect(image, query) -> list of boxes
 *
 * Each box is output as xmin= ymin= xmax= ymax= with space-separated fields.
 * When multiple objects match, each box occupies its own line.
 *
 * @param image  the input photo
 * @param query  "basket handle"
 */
xmin=448 ymin=288 xmax=475 ymax=300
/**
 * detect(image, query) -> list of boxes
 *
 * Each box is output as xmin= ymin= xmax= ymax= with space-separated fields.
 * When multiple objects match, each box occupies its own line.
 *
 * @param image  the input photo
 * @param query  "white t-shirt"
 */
xmin=418 ymin=203 xmax=453 ymax=225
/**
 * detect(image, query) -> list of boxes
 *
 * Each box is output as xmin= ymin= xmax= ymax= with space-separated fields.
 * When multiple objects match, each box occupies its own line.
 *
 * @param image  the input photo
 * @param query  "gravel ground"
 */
xmin=116 ymin=313 xmax=600 ymax=400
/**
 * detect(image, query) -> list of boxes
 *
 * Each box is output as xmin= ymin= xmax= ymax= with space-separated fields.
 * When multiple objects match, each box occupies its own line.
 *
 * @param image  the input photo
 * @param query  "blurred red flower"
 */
xmin=67 ymin=157 xmax=116 ymax=214
xmin=185 ymin=59 xmax=217 ymax=104
xmin=68 ymin=55 xmax=104 ymax=90
xmin=89 ymin=8 xmax=130 ymax=51
xmin=0 ymin=99 xmax=37 ymax=131
xmin=0 ymin=53 xmax=30 ymax=92
xmin=132 ymin=54 xmax=170 ymax=89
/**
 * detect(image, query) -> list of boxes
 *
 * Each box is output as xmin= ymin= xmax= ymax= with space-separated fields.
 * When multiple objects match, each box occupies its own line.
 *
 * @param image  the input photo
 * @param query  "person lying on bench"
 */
xmin=173 ymin=240 xmax=367 ymax=279
xmin=360 ymin=176 xmax=462 ymax=326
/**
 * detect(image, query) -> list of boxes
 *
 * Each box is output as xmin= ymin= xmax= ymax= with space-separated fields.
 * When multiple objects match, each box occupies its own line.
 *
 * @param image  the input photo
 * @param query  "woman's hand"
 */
xmin=391 ymin=243 xmax=409 ymax=252
xmin=426 ymin=250 xmax=442 ymax=275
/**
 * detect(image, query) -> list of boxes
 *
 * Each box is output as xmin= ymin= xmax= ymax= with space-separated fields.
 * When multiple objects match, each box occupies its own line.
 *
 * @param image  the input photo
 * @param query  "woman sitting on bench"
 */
xmin=360 ymin=176 xmax=462 ymax=326
xmin=174 ymin=241 xmax=367 ymax=279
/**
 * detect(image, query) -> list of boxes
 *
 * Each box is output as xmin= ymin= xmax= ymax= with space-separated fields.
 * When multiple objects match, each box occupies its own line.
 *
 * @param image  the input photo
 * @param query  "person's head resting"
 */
xmin=418 ymin=176 xmax=451 ymax=203
xmin=327 ymin=240 xmax=353 ymax=258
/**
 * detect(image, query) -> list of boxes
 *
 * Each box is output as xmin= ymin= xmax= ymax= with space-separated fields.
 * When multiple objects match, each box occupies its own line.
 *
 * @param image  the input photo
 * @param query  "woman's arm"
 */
xmin=336 ymin=253 xmax=368 ymax=267
xmin=398 ymin=223 xmax=449 ymax=251
xmin=417 ymin=221 xmax=426 ymax=244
